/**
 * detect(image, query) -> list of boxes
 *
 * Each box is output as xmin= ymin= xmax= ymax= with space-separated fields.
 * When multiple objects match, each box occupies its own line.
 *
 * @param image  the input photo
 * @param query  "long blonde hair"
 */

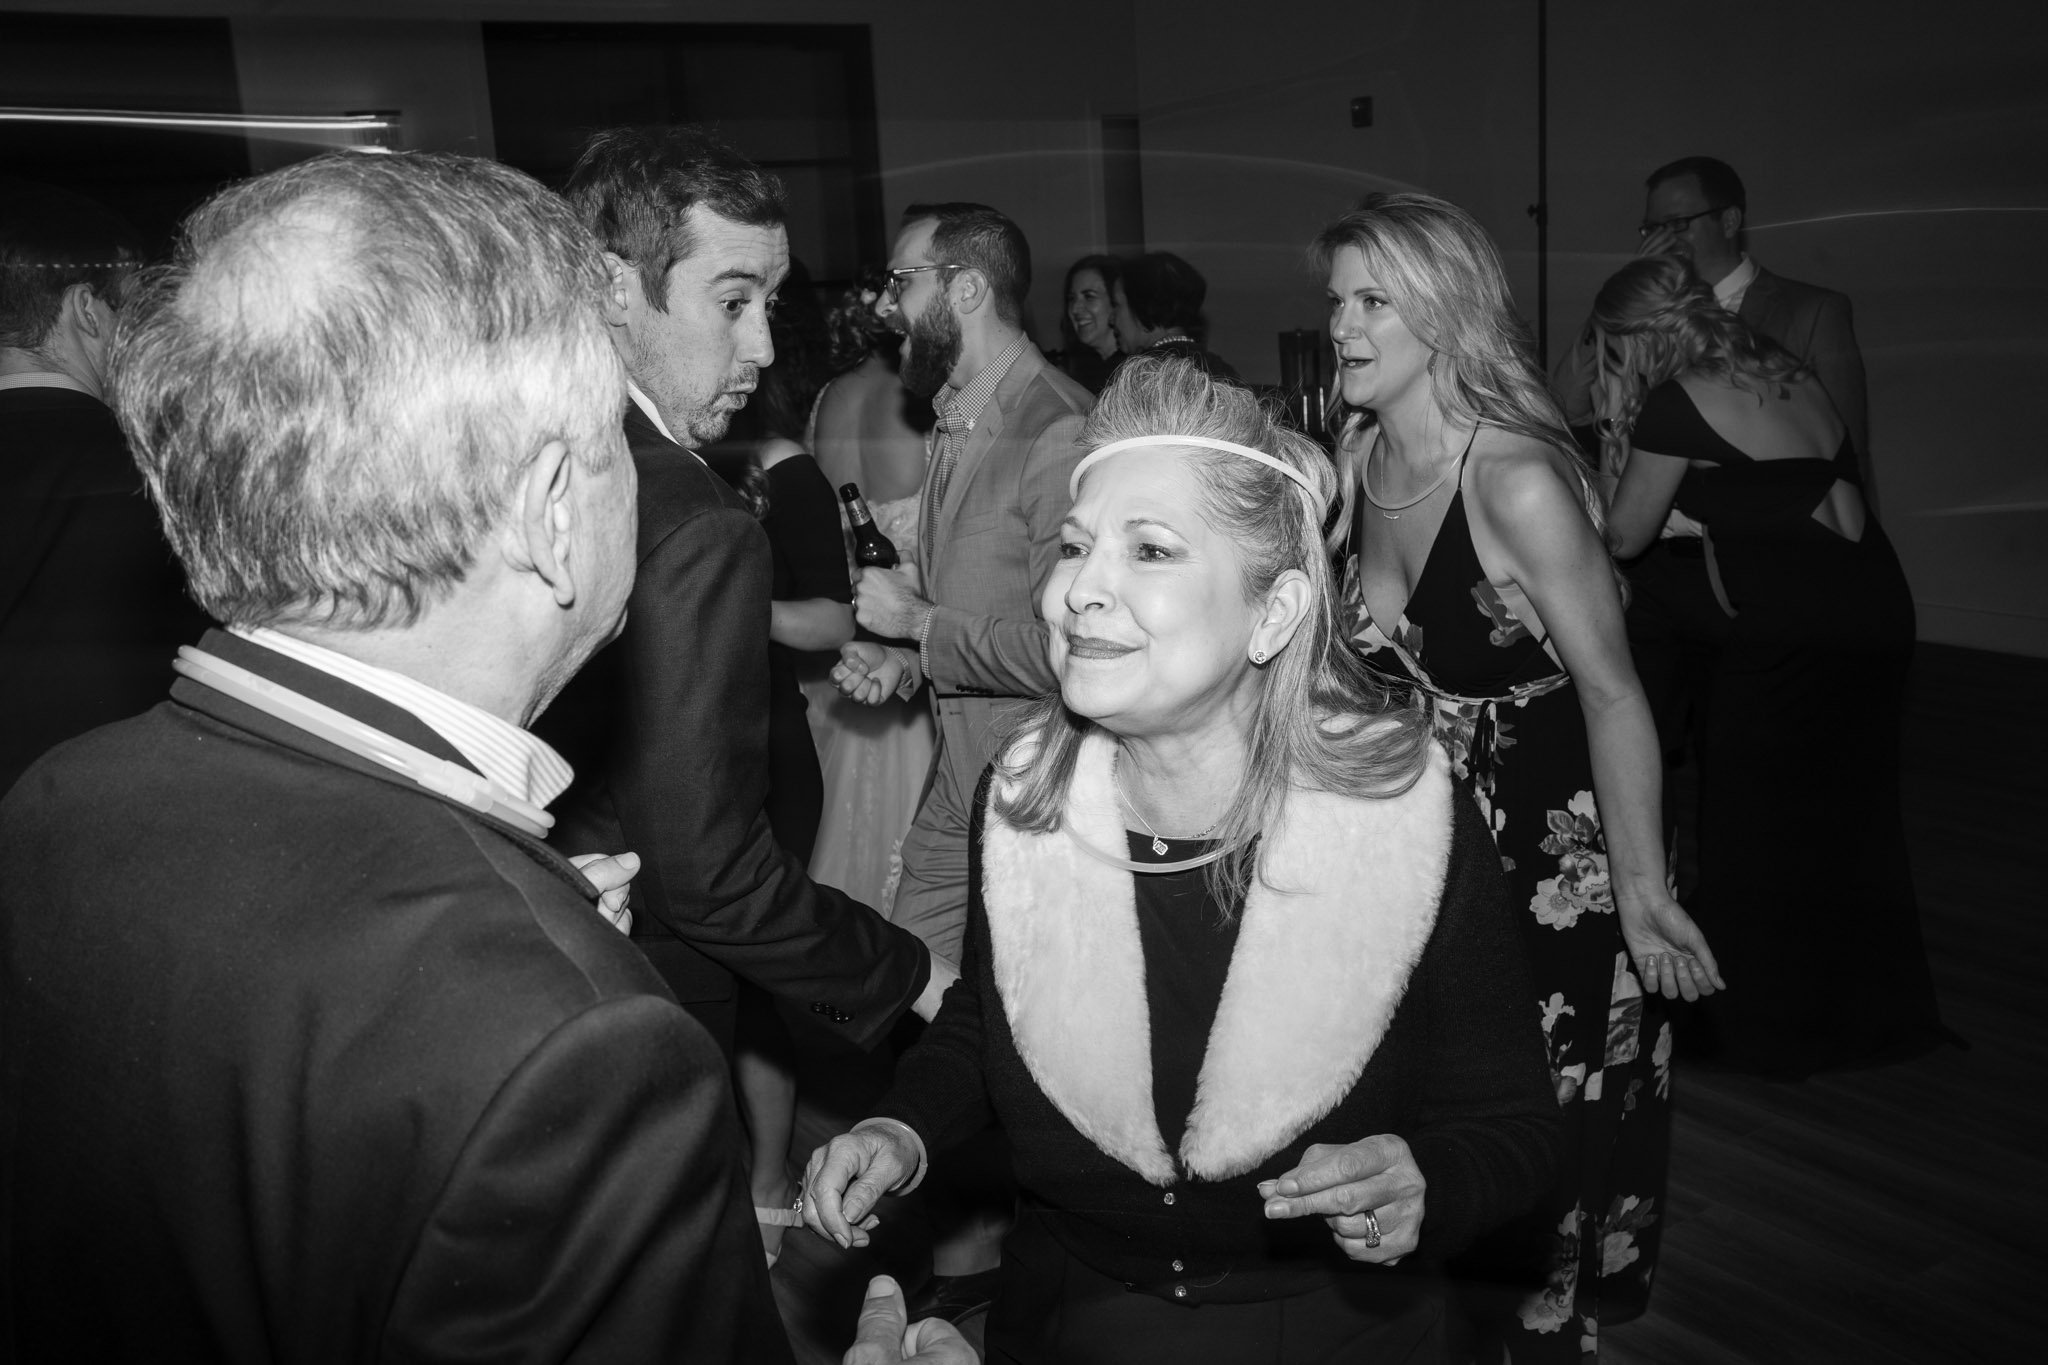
xmin=992 ymin=353 xmax=1432 ymax=908
xmin=1311 ymin=193 xmax=1607 ymax=555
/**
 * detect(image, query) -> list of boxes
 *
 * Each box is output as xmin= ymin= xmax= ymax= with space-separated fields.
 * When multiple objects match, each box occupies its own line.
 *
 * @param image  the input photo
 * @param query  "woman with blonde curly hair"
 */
xmin=1591 ymin=253 xmax=1951 ymax=1080
xmin=801 ymin=354 xmax=1565 ymax=1362
xmin=1316 ymin=192 xmax=1722 ymax=1360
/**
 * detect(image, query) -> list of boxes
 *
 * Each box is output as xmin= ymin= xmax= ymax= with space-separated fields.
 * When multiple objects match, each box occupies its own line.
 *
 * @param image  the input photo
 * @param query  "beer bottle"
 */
xmin=839 ymin=483 xmax=900 ymax=569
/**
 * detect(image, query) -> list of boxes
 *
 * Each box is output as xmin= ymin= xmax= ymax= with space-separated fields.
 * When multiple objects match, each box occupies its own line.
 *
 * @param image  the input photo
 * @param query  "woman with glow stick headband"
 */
xmin=801 ymin=354 xmax=1563 ymax=1361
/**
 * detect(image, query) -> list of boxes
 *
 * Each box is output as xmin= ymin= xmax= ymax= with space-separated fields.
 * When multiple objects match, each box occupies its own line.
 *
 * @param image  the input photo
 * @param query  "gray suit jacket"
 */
xmin=1738 ymin=267 xmax=1870 ymax=489
xmin=920 ymin=345 xmax=1093 ymax=809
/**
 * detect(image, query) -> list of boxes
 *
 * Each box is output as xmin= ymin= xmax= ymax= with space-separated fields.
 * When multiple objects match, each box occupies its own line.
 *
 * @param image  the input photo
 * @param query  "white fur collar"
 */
xmin=981 ymin=732 xmax=1453 ymax=1184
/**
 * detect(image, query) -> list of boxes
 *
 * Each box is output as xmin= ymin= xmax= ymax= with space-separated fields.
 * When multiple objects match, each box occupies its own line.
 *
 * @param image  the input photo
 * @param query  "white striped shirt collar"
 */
xmin=231 ymin=625 xmax=574 ymax=810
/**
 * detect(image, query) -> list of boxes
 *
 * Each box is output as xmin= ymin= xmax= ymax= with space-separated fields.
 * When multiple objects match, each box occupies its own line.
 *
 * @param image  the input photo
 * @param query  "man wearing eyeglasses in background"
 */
xmin=831 ymin=201 xmax=1093 ymax=1322
xmin=1554 ymin=155 xmax=1871 ymax=502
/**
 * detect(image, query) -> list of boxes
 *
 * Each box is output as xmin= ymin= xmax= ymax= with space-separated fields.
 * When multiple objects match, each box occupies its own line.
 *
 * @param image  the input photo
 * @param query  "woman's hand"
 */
xmin=801 ymin=1123 xmax=920 ymax=1250
xmin=1258 ymin=1134 xmax=1425 ymax=1265
xmin=1616 ymin=884 xmax=1726 ymax=1000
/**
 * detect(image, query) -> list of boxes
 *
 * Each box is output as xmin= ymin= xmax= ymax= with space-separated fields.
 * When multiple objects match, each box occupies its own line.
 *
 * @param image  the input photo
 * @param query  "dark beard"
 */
xmin=899 ymin=295 xmax=962 ymax=398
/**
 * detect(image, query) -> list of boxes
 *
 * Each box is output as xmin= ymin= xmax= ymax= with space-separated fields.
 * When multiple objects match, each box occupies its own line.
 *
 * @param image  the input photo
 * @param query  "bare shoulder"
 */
xmin=756 ymin=436 xmax=807 ymax=471
xmin=1465 ymin=427 xmax=1586 ymax=524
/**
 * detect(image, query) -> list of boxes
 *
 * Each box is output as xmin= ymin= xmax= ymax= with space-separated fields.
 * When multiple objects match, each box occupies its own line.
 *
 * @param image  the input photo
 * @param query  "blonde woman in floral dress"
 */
xmin=1316 ymin=194 xmax=1723 ymax=1362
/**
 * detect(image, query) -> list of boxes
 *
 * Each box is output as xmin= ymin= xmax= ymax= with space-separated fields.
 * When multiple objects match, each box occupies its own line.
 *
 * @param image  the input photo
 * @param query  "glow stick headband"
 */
xmin=1068 ymin=434 xmax=1321 ymax=500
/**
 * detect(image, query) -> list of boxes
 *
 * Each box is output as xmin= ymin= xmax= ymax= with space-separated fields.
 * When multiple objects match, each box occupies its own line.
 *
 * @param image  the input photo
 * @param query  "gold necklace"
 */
xmin=1362 ymin=424 xmax=1480 ymax=520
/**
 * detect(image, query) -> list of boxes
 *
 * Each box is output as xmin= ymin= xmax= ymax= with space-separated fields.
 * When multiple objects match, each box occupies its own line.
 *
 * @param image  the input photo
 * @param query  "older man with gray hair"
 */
xmin=0 ymin=151 xmax=791 ymax=1361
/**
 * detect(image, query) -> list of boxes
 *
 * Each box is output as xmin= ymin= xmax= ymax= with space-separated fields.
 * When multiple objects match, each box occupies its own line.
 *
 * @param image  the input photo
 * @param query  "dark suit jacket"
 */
xmin=539 ymin=407 xmax=929 ymax=1048
xmin=0 ymin=628 xmax=789 ymax=1363
xmin=0 ymin=384 xmax=210 ymax=797
xmin=1739 ymin=266 xmax=1872 ymax=500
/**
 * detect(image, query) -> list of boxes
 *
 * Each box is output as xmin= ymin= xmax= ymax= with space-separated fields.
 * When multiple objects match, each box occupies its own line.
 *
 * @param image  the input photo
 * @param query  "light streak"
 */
xmin=0 ymin=107 xmax=395 ymax=136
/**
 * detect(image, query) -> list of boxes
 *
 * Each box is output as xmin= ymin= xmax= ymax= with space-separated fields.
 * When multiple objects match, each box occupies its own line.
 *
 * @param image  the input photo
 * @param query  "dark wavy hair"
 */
xmin=1058 ymin=253 xmax=1121 ymax=353
xmin=563 ymin=124 xmax=784 ymax=311
xmin=1117 ymin=251 xmax=1206 ymax=337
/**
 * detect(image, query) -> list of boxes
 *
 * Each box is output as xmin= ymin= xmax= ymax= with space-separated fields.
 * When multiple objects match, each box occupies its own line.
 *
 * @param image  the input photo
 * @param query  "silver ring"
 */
xmin=792 ymin=1190 xmax=805 ymax=1218
xmin=1361 ymin=1209 xmax=1382 ymax=1248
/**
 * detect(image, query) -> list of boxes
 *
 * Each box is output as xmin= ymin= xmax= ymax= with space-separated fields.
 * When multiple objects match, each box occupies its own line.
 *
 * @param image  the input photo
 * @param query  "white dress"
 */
xmin=800 ymin=494 xmax=938 ymax=910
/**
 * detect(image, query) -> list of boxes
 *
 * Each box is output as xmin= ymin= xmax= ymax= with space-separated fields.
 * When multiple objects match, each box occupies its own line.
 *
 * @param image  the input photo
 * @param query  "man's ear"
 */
xmin=951 ymin=267 xmax=991 ymax=318
xmin=1719 ymin=206 xmax=1744 ymax=243
xmin=513 ymin=439 xmax=579 ymax=608
xmin=63 ymin=283 xmax=110 ymax=341
xmin=600 ymin=252 xmax=634 ymax=326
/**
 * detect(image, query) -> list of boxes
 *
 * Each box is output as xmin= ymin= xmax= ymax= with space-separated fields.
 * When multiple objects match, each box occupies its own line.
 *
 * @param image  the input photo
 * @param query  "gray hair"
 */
xmin=994 ymin=353 xmax=1433 ymax=907
xmin=112 ymin=150 xmax=625 ymax=631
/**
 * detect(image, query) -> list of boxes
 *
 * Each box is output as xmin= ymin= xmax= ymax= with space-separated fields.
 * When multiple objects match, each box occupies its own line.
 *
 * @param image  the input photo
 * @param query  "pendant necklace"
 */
xmin=1363 ymin=424 xmax=1480 ymax=520
xmin=1115 ymin=755 xmax=1215 ymax=857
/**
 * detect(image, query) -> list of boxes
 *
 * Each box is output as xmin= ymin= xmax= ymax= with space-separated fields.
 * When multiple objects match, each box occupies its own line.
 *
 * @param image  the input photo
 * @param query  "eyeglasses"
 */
xmin=1638 ymin=207 xmax=1726 ymax=238
xmin=885 ymin=263 xmax=963 ymax=300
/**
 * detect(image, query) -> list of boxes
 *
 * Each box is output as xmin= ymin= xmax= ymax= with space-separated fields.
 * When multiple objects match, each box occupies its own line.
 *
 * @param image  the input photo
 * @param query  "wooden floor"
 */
xmin=770 ymin=643 xmax=2048 ymax=1363
xmin=1604 ymin=643 xmax=2048 ymax=1364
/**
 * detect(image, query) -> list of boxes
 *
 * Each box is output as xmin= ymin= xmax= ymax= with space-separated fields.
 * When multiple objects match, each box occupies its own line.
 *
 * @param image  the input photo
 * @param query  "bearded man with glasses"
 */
xmin=833 ymin=201 xmax=1094 ymax=1324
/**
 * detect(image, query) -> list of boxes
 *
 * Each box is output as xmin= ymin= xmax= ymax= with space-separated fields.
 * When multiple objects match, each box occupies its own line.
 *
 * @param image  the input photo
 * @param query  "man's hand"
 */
xmin=843 ymin=1275 xmax=978 ymax=1364
xmin=568 ymin=851 xmax=639 ymax=934
xmin=853 ymin=565 xmax=932 ymax=641
xmin=834 ymin=641 xmax=921 ymax=706
xmin=1636 ymin=223 xmax=1679 ymax=258
xmin=1259 ymin=1133 xmax=1426 ymax=1265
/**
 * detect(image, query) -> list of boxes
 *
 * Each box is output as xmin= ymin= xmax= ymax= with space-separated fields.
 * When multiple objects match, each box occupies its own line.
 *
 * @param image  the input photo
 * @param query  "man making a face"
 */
xmin=541 ymin=126 xmax=947 ymax=1058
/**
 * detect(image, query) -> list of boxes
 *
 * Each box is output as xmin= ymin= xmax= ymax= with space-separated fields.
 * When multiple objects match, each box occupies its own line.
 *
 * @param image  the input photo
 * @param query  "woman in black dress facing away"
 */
xmin=801 ymin=355 xmax=1564 ymax=1363
xmin=1318 ymin=194 xmax=1721 ymax=1360
xmin=1589 ymin=254 xmax=1951 ymax=1079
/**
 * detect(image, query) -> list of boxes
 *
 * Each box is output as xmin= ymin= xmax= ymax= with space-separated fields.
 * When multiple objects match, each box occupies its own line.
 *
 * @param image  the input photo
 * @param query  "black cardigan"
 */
xmin=878 ymin=773 xmax=1563 ymax=1306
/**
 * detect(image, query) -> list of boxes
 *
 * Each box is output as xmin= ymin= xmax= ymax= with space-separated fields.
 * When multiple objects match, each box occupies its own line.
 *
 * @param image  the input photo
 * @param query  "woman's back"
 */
xmin=1655 ymin=370 xmax=1866 ymax=542
xmin=811 ymin=354 xmax=928 ymax=504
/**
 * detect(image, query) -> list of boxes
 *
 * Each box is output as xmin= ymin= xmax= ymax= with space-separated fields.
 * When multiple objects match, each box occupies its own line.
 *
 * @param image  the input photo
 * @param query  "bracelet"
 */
xmin=850 ymin=1117 xmax=930 ymax=1194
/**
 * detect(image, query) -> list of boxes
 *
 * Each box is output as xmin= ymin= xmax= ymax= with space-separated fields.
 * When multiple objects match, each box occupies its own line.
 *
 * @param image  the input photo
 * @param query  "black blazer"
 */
xmin=0 ymin=385 xmax=209 ymax=796
xmin=539 ymin=408 xmax=929 ymax=1048
xmin=0 ymin=628 xmax=789 ymax=1363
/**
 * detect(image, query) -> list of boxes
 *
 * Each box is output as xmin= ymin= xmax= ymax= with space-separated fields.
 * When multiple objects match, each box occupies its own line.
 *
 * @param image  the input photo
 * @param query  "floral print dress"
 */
xmin=1343 ymin=478 xmax=1670 ymax=1363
